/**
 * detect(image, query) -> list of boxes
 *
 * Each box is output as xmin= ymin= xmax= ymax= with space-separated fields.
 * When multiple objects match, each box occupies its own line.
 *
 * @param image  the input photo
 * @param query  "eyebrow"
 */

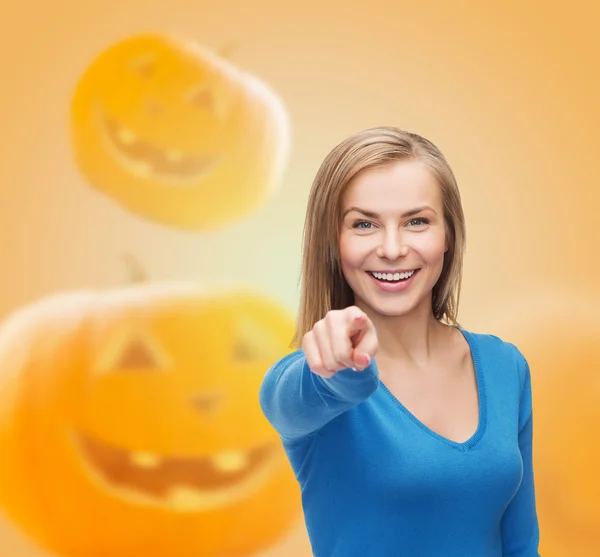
xmin=343 ymin=205 xmax=436 ymax=219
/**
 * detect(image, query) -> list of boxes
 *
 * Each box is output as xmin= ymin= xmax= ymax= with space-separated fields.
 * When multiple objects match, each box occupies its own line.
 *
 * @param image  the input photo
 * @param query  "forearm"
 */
xmin=259 ymin=349 xmax=379 ymax=440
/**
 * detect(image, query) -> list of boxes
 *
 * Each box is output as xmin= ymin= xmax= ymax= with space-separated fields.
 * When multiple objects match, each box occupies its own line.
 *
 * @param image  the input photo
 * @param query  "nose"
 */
xmin=190 ymin=391 xmax=224 ymax=416
xmin=376 ymin=229 xmax=409 ymax=261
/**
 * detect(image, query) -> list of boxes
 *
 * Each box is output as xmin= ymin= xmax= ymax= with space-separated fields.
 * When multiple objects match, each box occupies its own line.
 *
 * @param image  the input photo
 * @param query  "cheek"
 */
xmin=413 ymin=230 xmax=447 ymax=261
xmin=339 ymin=235 xmax=369 ymax=269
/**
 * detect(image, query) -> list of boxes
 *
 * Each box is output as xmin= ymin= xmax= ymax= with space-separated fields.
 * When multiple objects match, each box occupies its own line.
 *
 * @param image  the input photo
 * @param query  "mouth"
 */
xmin=71 ymin=430 xmax=280 ymax=512
xmin=97 ymin=108 xmax=219 ymax=184
xmin=368 ymin=269 xmax=419 ymax=283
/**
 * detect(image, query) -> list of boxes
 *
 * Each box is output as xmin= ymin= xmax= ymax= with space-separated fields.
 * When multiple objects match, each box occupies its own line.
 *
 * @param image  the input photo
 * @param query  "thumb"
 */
xmin=351 ymin=324 xmax=377 ymax=370
xmin=351 ymin=349 xmax=371 ymax=370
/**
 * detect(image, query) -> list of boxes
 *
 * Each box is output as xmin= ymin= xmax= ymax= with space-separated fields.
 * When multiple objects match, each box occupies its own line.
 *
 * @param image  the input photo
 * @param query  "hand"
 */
xmin=302 ymin=306 xmax=378 ymax=378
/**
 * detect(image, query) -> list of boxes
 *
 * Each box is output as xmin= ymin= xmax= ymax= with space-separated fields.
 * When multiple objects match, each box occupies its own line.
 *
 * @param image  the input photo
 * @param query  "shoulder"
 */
xmin=273 ymin=348 xmax=305 ymax=369
xmin=263 ymin=348 xmax=306 ymax=379
xmin=460 ymin=327 xmax=530 ymax=387
xmin=460 ymin=328 xmax=533 ymax=426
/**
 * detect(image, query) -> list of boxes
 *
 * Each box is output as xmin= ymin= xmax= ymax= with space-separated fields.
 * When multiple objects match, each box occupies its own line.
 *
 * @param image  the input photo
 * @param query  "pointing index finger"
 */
xmin=348 ymin=309 xmax=368 ymax=336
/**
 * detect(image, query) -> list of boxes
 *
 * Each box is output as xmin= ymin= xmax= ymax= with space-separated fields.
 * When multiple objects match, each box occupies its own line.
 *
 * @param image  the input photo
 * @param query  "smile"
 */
xmin=369 ymin=269 xmax=417 ymax=282
xmin=71 ymin=430 xmax=280 ymax=512
xmin=97 ymin=108 xmax=219 ymax=184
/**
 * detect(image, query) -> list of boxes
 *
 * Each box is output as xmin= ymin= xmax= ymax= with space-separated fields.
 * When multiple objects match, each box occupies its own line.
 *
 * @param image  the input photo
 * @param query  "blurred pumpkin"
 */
xmin=490 ymin=293 xmax=600 ymax=556
xmin=70 ymin=33 xmax=290 ymax=230
xmin=0 ymin=283 xmax=301 ymax=557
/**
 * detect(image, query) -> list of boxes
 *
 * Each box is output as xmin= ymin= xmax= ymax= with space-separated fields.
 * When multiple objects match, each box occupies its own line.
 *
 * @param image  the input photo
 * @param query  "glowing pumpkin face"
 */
xmin=0 ymin=284 xmax=301 ymax=557
xmin=70 ymin=34 xmax=289 ymax=230
xmin=492 ymin=295 xmax=599 ymax=557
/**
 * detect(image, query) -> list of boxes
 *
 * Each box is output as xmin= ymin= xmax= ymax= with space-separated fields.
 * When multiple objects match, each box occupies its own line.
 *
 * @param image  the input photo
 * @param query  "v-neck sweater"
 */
xmin=259 ymin=328 xmax=541 ymax=556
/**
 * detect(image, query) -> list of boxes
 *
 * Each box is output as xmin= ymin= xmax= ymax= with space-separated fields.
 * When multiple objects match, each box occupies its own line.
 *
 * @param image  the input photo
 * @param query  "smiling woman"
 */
xmin=260 ymin=126 xmax=541 ymax=557
xmin=70 ymin=33 xmax=289 ymax=230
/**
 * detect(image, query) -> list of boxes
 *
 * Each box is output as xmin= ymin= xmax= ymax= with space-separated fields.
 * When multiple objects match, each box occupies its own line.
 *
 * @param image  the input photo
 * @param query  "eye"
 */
xmin=233 ymin=316 xmax=282 ymax=364
xmin=408 ymin=217 xmax=429 ymax=227
xmin=233 ymin=339 xmax=259 ymax=362
xmin=94 ymin=326 xmax=170 ymax=375
xmin=128 ymin=54 xmax=156 ymax=78
xmin=187 ymin=85 xmax=215 ymax=110
xmin=187 ymin=84 xmax=229 ymax=119
xmin=352 ymin=220 xmax=374 ymax=230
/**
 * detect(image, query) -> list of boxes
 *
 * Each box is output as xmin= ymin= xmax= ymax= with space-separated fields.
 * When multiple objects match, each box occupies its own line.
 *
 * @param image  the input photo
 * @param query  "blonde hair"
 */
xmin=291 ymin=126 xmax=467 ymax=348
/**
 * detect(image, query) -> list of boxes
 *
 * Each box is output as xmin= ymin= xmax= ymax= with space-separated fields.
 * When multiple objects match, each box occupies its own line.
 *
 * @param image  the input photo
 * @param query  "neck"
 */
xmin=358 ymin=297 xmax=450 ymax=369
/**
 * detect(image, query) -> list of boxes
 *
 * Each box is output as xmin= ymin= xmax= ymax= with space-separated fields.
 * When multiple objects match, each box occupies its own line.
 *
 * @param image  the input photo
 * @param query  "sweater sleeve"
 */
xmin=501 ymin=352 xmax=541 ymax=556
xmin=259 ymin=349 xmax=380 ymax=441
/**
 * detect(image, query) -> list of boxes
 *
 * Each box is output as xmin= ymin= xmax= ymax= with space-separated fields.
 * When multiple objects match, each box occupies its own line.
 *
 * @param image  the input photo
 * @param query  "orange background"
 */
xmin=0 ymin=0 xmax=598 ymax=555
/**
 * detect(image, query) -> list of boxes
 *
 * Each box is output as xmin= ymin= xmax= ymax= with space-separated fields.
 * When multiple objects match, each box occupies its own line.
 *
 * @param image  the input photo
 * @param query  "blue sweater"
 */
xmin=259 ymin=328 xmax=541 ymax=556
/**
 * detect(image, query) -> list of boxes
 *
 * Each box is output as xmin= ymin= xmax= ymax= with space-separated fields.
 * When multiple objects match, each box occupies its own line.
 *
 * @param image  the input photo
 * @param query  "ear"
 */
xmin=233 ymin=314 xmax=282 ymax=363
xmin=94 ymin=324 xmax=170 ymax=375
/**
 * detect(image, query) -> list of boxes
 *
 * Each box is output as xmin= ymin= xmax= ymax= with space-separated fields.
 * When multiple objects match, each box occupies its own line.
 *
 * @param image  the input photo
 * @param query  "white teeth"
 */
xmin=130 ymin=452 xmax=161 ymax=469
xmin=117 ymin=127 xmax=137 ymax=145
xmin=167 ymin=150 xmax=183 ymax=162
xmin=371 ymin=270 xmax=416 ymax=281
xmin=212 ymin=451 xmax=248 ymax=472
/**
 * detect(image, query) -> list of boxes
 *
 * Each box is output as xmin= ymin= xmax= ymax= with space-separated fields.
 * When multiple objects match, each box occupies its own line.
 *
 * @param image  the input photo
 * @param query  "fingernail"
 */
xmin=356 ymin=353 xmax=370 ymax=367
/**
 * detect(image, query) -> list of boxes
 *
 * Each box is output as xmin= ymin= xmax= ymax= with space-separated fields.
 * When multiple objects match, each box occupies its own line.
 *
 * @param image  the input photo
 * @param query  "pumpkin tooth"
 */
xmin=167 ymin=150 xmax=183 ymax=162
xmin=212 ymin=450 xmax=248 ymax=473
xmin=129 ymin=160 xmax=153 ymax=178
xmin=116 ymin=127 xmax=137 ymax=145
xmin=129 ymin=452 xmax=161 ymax=469
xmin=165 ymin=486 xmax=207 ymax=511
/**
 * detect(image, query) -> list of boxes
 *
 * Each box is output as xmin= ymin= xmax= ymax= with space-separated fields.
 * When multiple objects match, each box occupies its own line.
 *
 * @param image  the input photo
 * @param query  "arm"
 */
xmin=501 ymin=353 xmax=541 ymax=556
xmin=259 ymin=349 xmax=379 ymax=441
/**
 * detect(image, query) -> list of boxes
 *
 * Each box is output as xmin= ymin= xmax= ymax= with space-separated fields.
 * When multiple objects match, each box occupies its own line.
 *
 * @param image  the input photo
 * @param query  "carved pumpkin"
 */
xmin=0 ymin=284 xmax=301 ymax=557
xmin=492 ymin=295 xmax=599 ymax=556
xmin=70 ymin=33 xmax=290 ymax=230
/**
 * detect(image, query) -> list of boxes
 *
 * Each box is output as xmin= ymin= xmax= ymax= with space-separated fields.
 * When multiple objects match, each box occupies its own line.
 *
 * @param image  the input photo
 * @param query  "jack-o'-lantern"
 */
xmin=70 ymin=33 xmax=290 ymax=230
xmin=0 ymin=284 xmax=301 ymax=557
xmin=491 ymin=294 xmax=600 ymax=557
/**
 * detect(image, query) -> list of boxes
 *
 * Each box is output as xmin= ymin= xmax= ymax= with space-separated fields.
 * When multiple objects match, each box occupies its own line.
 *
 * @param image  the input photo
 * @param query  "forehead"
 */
xmin=342 ymin=160 xmax=442 ymax=211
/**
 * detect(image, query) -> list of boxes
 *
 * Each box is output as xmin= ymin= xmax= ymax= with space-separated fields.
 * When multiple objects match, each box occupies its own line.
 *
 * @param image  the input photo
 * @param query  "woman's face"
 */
xmin=338 ymin=159 xmax=448 ymax=318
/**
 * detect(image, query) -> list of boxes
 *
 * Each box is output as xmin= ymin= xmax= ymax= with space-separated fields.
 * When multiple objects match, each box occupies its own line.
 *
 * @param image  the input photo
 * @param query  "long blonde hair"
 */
xmin=291 ymin=126 xmax=466 ymax=348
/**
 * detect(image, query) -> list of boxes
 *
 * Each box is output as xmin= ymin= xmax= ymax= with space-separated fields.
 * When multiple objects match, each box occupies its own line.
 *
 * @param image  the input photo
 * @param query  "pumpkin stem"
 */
xmin=217 ymin=41 xmax=237 ymax=59
xmin=121 ymin=253 xmax=147 ymax=283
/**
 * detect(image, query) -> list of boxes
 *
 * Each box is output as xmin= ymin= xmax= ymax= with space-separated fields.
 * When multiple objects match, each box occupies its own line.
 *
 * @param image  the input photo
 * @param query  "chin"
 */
xmin=355 ymin=295 xmax=418 ymax=318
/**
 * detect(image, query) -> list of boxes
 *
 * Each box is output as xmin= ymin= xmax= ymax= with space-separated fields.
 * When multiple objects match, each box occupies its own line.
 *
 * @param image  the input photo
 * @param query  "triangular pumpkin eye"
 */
xmin=129 ymin=54 xmax=155 ymax=78
xmin=114 ymin=336 xmax=161 ymax=370
xmin=95 ymin=326 xmax=169 ymax=375
xmin=188 ymin=86 xmax=214 ymax=110
xmin=233 ymin=316 xmax=281 ymax=363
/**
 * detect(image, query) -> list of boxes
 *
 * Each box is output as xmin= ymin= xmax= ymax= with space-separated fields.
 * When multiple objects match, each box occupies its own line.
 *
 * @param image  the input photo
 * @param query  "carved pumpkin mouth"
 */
xmin=97 ymin=109 xmax=220 ymax=184
xmin=72 ymin=431 xmax=280 ymax=512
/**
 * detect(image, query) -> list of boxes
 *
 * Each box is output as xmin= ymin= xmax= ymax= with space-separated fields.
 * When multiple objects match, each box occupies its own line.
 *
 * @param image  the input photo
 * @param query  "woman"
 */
xmin=259 ymin=127 xmax=541 ymax=556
